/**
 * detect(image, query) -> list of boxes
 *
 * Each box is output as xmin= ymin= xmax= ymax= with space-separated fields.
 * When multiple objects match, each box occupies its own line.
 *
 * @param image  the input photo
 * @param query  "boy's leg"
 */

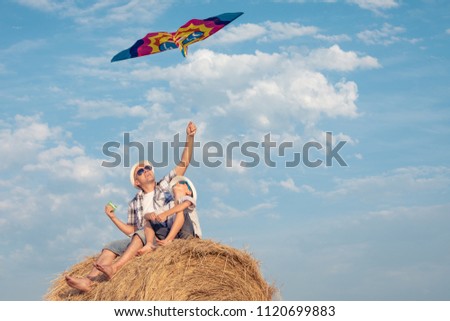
xmin=163 ymin=211 xmax=186 ymax=242
xmin=176 ymin=212 xmax=195 ymax=239
xmin=150 ymin=220 xmax=170 ymax=240
xmin=158 ymin=211 xmax=194 ymax=245
xmin=137 ymin=223 xmax=156 ymax=255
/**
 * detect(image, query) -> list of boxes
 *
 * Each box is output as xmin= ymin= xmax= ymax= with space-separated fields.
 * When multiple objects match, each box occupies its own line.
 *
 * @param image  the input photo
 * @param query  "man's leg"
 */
xmin=65 ymin=249 xmax=117 ymax=292
xmin=95 ymin=234 xmax=144 ymax=279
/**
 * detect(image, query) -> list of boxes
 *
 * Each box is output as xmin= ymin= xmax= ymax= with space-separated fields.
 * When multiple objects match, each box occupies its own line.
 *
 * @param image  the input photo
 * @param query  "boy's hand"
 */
xmin=144 ymin=212 xmax=157 ymax=221
xmin=157 ymin=238 xmax=173 ymax=246
xmin=186 ymin=121 xmax=197 ymax=137
xmin=156 ymin=213 xmax=167 ymax=222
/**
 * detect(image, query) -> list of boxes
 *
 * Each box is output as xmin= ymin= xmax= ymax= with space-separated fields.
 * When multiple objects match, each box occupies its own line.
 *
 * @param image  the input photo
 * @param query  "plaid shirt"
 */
xmin=127 ymin=170 xmax=176 ymax=231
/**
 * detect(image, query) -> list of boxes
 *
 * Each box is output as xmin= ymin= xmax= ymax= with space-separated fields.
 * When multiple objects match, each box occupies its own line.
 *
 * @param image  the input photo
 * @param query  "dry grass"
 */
xmin=45 ymin=238 xmax=276 ymax=301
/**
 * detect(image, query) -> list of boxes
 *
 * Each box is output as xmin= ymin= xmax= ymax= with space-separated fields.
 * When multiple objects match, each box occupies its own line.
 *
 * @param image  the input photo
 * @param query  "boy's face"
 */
xmin=172 ymin=181 xmax=192 ymax=196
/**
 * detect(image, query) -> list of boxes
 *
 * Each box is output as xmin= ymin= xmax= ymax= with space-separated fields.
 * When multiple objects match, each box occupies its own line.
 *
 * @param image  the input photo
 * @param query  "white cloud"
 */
xmin=225 ymin=159 xmax=247 ymax=174
xmin=0 ymin=114 xmax=62 ymax=169
xmin=347 ymin=0 xmax=399 ymax=13
xmin=48 ymin=222 xmax=116 ymax=258
xmin=0 ymin=114 xmax=112 ymax=187
xmin=23 ymin=144 xmax=107 ymax=184
xmin=14 ymin=0 xmax=172 ymax=26
xmin=94 ymin=183 xmax=130 ymax=202
xmin=242 ymin=177 xmax=316 ymax=194
xmin=225 ymin=67 xmax=359 ymax=122
xmin=9 ymin=244 xmax=34 ymax=263
xmin=274 ymin=0 xmax=398 ymax=13
xmin=14 ymin=0 xmax=65 ymax=12
xmin=214 ymin=23 xmax=267 ymax=44
xmin=207 ymin=197 xmax=276 ymax=218
xmin=65 ymin=43 xmax=372 ymax=183
xmin=320 ymin=166 xmax=450 ymax=203
xmin=0 ymin=39 xmax=46 ymax=56
xmin=273 ymin=200 xmax=450 ymax=299
xmin=69 ymin=98 xmax=149 ymax=119
xmin=48 ymin=85 xmax=62 ymax=93
xmin=279 ymin=178 xmax=302 ymax=192
xmin=304 ymin=44 xmax=381 ymax=71
xmin=367 ymin=204 xmax=450 ymax=220
xmin=126 ymin=47 xmax=378 ymax=132
xmin=207 ymin=180 xmax=231 ymax=195
xmin=261 ymin=22 xmax=319 ymax=41
xmin=314 ymin=33 xmax=352 ymax=42
xmin=357 ymin=23 xmax=421 ymax=45
xmin=63 ymin=30 xmax=377 ymax=173
xmin=145 ymin=88 xmax=175 ymax=104
xmin=212 ymin=21 xmax=348 ymax=45
xmin=71 ymin=0 xmax=166 ymax=26
xmin=0 ymin=183 xmax=50 ymax=224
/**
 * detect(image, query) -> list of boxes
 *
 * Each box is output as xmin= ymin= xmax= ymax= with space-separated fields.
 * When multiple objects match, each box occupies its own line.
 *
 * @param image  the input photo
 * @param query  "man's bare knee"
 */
xmin=131 ymin=234 xmax=144 ymax=246
xmin=97 ymin=249 xmax=117 ymax=264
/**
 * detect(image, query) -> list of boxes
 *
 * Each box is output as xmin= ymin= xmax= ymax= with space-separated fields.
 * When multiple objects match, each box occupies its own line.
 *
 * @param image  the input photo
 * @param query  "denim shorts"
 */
xmin=150 ymin=211 xmax=194 ymax=240
xmin=102 ymin=229 xmax=146 ymax=256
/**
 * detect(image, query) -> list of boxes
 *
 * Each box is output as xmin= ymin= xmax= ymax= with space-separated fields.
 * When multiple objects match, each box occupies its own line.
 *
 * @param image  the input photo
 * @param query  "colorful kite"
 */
xmin=111 ymin=12 xmax=243 ymax=62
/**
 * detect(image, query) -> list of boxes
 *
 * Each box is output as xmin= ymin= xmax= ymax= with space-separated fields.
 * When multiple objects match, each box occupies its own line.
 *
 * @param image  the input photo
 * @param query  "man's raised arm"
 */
xmin=175 ymin=121 xmax=197 ymax=176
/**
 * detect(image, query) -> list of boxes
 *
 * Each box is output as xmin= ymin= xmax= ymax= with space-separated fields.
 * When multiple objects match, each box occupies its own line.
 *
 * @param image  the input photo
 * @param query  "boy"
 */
xmin=138 ymin=175 xmax=201 ymax=254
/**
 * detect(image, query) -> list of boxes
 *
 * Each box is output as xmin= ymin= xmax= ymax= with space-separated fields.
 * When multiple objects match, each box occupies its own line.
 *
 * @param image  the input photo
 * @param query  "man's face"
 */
xmin=134 ymin=164 xmax=154 ymax=188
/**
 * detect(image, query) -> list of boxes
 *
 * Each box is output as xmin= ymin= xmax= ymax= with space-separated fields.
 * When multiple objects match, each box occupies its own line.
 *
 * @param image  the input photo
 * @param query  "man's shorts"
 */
xmin=102 ymin=229 xmax=146 ymax=256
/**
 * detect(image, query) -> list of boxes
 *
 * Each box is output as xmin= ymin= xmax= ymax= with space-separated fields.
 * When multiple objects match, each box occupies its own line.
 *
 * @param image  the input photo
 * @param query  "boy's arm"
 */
xmin=143 ymin=212 xmax=158 ymax=221
xmin=155 ymin=200 xmax=192 ymax=222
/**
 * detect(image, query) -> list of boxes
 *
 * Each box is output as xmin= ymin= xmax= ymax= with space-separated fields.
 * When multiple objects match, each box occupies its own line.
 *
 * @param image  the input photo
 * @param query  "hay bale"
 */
xmin=45 ymin=238 xmax=276 ymax=301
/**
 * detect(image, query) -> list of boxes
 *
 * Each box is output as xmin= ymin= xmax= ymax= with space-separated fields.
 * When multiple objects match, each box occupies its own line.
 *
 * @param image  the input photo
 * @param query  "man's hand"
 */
xmin=186 ymin=121 xmax=197 ymax=137
xmin=104 ymin=205 xmax=115 ymax=219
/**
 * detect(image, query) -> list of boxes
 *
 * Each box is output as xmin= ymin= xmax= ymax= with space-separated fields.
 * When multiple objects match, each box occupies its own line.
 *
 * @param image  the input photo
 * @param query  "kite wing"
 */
xmin=173 ymin=12 xmax=244 ymax=57
xmin=111 ymin=12 xmax=243 ymax=62
xmin=111 ymin=31 xmax=177 ymax=62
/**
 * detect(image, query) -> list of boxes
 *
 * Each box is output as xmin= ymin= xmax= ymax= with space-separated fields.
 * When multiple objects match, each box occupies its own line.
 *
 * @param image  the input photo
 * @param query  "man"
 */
xmin=65 ymin=121 xmax=197 ymax=292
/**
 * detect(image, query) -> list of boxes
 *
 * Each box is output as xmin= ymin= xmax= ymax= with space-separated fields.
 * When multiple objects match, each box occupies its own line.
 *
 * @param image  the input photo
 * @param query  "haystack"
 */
xmin=45 ymin=238 xmax=276 ymax=301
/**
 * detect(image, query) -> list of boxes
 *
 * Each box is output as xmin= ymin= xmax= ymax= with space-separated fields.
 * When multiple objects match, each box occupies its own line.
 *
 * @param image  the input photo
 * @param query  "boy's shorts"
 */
xmin=151 ymin=212 xmax=195 ymax=240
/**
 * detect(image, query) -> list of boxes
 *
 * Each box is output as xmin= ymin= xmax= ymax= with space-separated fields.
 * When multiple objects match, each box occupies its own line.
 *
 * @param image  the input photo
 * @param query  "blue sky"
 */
xmin=1 ymin=0 xmax=449 ymax=301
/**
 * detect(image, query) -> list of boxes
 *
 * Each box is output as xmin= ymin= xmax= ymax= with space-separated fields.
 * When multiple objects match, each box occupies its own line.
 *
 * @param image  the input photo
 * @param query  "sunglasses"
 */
xmin=177 ymin=181 xmax=192 ymax=192
xmin=136 ymin=165 xmax=152 ymax=176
